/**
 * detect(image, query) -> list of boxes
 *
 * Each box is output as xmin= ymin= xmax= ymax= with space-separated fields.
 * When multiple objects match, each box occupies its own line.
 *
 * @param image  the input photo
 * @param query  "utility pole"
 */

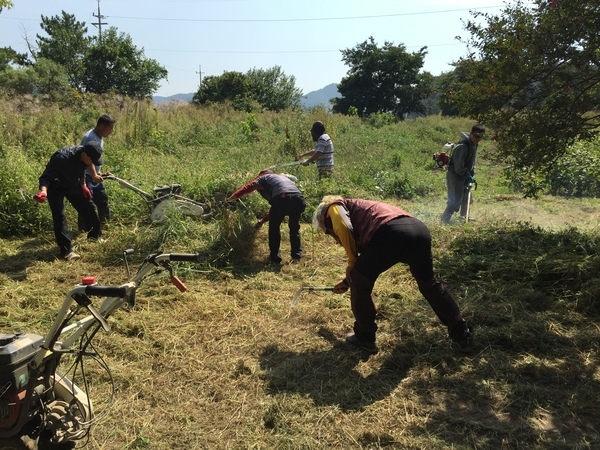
xmin=196 ymin=65 xmax=205 ymax=89
xmin=92 ymin=0 xmax=108 ymax=43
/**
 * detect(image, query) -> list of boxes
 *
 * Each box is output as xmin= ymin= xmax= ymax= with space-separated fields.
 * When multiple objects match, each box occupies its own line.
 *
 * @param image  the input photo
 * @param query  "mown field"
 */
xmin=1 ymin=98 xmax=599 ymax=449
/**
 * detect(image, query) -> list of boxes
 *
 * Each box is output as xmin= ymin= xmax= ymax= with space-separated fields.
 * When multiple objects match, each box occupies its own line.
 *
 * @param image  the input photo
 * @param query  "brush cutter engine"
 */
xmin=153 ymin=183 xmax=182 ymax=196
xmin=0 ymin=333 xmax=43 ymax=429
xmin=1 ymin=333 xmax=92 ymax=444
xmin=433 ymin=142 xmax=453 ymax=169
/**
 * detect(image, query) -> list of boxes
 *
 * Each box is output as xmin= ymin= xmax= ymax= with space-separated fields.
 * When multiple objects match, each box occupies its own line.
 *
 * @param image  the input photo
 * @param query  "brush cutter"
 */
xmin=103 ymin=173 xmax=212 ymax=223
xmin=291 ymin=286 xmax=334 ymax=306
xmin=264 ymin=159 xmax=308 ymax=172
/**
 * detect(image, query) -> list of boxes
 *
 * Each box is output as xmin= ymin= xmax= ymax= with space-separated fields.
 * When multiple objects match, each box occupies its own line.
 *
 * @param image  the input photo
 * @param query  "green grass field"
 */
xmin=1 ymin=99 xmax=599 ymax=449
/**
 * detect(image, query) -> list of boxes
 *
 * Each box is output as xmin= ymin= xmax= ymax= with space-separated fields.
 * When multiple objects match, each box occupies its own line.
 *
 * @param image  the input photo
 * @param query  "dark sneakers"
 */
xmin=450 ymin=322 xmax=474 ymax=352
xmin=345 ymin=333 xmax=378 ymax=354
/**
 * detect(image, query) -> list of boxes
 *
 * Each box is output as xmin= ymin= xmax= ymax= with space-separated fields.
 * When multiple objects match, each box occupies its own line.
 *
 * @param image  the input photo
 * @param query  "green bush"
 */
xmin=547 ymin=137 xmax=600 ymax=197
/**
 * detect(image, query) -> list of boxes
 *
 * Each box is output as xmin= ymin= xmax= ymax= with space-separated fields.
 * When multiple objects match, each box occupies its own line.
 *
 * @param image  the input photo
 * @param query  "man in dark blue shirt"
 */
xmin=35 ymin=142 xmax=103 ymax=260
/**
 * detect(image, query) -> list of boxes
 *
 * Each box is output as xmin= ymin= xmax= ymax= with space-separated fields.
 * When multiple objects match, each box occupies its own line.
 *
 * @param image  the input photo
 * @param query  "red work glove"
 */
xmin=33 ymin=191 xmax=47 ymax=203
xmin=81 ymin=185 xmax=92 ymax=200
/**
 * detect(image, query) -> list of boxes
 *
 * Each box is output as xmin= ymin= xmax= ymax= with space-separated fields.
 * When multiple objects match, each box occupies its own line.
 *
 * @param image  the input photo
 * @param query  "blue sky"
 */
xmin=0 ymin=0 xmax=508 ymax=97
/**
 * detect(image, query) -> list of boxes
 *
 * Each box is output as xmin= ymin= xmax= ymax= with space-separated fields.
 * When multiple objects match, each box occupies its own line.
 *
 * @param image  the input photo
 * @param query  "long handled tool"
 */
xmin=464 ymin=180 xmax=477 ymax=223
xmin=291 ymin=286 xmax=334 ymax=306
xmin=17 ymin=187 xmax=38 ymax=201
xmin=464 ymin=187 xmax=472 ymax=223
xmin=265 ymin=159 xmax=308 ymax=172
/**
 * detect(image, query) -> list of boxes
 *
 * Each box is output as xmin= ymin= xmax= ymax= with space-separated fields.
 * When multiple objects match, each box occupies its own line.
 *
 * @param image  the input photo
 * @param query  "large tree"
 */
xmin=31 ymin=12 xmax=166 ymax=98
xmin=35 ymin=11 xmax=90 ymax=89
xmin=193 ymin=66 xmax=302 ymax=111
xmin=332 ymin=37 xmax=433 ymax=119
xmin=192 ymin=71 xmax=252 ymax=110
xmin=82 ymin=27 xmax=167 ymax=98
xmin=443 ymin=0 xmax=600 ymax=194
xmin=246 ymin=66 xmax=302 ymax=111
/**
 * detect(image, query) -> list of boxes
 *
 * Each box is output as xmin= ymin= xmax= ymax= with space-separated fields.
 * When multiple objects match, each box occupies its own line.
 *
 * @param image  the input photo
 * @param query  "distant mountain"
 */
xmin=153 ymin=93 xmax=194 ymax=104
xmin=152 ymin=84 xmax=340 ymax=108
xmin=300 ymin=83 xmax=340 ymax=109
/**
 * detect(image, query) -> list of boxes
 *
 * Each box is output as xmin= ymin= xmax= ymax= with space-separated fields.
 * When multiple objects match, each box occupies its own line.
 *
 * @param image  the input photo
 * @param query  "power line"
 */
xmin=109 ymin=6 xmax=504 ymax=23
xmin=147 ymin=42 xmax=460 ymax=55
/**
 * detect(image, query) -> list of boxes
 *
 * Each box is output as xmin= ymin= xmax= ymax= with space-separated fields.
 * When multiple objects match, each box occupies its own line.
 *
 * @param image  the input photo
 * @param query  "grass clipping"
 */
xmin=1 ymin=219 xmax=600 ymax=449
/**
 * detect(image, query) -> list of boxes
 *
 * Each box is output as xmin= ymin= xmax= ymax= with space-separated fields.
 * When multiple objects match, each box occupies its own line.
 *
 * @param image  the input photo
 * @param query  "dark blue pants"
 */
xmin=268 ymin=195 xmax=306 ymax=263
xmin=78 ymin=174 xmax=110 ymax=230
xmin=48 ymin=185 xmax=100 ymax=257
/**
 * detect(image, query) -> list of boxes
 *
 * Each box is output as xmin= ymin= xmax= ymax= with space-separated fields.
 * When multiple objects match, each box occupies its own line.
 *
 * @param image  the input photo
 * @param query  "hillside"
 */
xmin=299 ymin=83 xmax=340 ymax=109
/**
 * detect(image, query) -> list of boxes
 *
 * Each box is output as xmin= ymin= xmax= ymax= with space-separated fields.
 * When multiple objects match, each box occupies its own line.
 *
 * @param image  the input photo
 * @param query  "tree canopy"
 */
xmin=82 ymin=27 xmax=168 ymax=98
xmin=0 ymin=10 xmax=167 ymax=99
xmin=331 ymin=37 xmax=433 ymax=119
xmin=35 ymin=11 xmax=90 ymax=89
xmin=0 ymin=47 xmax=28 ymax=70
xmin=442 ymin=0 xmax=600 ymax=195
xmin=192 ymin=66 xmax=302 ymax=111
xmin=192 ymin=71 xmax=251 ymax=110
xmin=0 ymin=0 xmax=13 ymax=12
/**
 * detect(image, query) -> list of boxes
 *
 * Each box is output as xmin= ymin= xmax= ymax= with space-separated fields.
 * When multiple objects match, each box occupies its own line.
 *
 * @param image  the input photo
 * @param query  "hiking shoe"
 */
xmin=64 ymin=251 xmax=81 ymax=261
xmin=345 ymin=333 xmax=378 ymax=354
xmin=450 ymin=323 xmax=474 ymax=353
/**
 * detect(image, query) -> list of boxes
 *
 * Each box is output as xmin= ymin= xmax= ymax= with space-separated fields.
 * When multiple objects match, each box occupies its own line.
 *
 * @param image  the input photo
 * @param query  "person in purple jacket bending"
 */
xmin=313 ymin=195 xmax=474 ymax=354
xmin=227 ymin=170 xmax=306 ymax=265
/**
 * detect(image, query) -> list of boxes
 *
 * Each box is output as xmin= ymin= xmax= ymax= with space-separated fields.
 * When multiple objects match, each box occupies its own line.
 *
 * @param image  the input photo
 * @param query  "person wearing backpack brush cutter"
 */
xmin=313 ymin=195 xmax=474 ymax=353
xmin=227 ymin=170 xmax=306 ymax=264
xmin=34 ymin=142 xmax=103 ymax=260
xmin=441 ymin=123 xmax=485 ymax=224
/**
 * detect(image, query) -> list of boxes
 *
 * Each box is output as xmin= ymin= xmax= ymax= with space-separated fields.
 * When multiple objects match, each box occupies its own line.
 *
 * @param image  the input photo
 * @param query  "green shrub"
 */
xmin=547 ymin=137 xmax=600 ymax=197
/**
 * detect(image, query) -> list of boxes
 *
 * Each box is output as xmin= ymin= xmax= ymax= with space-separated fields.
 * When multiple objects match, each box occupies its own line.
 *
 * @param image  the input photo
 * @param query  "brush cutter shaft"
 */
xmin=265 ymin=159 xmax=308 ymax=171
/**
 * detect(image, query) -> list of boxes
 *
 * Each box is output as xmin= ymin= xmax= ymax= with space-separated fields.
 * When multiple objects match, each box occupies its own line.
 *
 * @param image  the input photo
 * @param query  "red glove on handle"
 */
xmin=81 ymin=185 xmax=92 ymax=200
xmin=33 ymin=192 xmax=47 ymax=203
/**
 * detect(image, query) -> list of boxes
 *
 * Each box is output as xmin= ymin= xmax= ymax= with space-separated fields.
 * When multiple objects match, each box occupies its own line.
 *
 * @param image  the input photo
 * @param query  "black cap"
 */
xmin=83 ymin=141 xmax=103 ymax=166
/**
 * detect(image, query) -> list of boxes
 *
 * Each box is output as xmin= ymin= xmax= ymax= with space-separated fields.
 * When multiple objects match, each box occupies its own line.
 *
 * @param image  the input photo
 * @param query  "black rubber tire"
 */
xmin=0 ymin=437 xmax=29 ymax=450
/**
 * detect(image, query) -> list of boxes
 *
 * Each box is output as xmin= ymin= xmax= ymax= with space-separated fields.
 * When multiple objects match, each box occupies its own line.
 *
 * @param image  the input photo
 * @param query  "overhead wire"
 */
xmin=110 ymin=6 xmax=504 ymax=23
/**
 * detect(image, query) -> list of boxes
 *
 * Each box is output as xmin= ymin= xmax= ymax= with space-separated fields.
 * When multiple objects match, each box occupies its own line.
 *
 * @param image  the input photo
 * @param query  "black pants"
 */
xmin=268 ymin=195 xmax=306 ymax=262
xmin=48 ymin=185 xmax=101 ymax=257
xmin=78 ymin=175 xmax=110 ymax=230
xmin=351 ymin=216 xmax=464 ymax=342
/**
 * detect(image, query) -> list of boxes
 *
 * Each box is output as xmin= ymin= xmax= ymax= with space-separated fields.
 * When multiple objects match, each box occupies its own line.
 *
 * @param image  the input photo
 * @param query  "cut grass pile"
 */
xmin=1 ymin=209 xmax=599 ymax=449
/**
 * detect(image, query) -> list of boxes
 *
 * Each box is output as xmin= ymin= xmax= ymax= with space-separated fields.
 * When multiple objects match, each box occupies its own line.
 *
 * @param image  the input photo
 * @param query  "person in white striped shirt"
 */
xmin=299 ymin=121 xmax=334 ymax=178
